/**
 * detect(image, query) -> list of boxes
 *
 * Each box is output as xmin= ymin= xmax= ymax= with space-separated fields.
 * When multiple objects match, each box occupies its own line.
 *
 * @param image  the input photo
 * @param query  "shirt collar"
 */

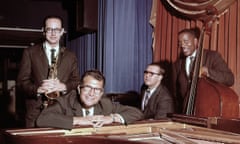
xmin=44 ymin=42 xmax=60 ymax=54
xmin=82 ymin=107 xmax=94 ymax=117
xmin=146 ymin=86 xmax=157 ymax=95
xmin=187 ymin=50 xmax=197 ymax=59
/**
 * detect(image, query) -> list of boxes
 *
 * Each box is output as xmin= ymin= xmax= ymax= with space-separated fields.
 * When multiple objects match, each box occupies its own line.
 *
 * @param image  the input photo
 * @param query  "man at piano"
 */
xmin=172 ymin=28 xmax=234 ymax=113
xmin=36 ymin=70 xmax=144 ymax=129
xmin=140 ymin=62 xmax=174 ymax=119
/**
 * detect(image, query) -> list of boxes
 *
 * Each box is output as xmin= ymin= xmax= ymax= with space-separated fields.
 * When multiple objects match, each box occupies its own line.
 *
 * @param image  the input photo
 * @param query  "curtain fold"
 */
xmin=99 ymin=0 xmax=153 ymax=93
xmin=67 ymin=33 xmax=97 ymax=76
xmin=153 ymin=0 xmax=240 ymax=102
xmin=67 ymin=0 xmax=153 ymax=93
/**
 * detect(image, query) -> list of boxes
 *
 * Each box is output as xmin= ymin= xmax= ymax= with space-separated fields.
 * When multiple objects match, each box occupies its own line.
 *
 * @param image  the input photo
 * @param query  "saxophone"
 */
xmin=45 ymin=54 xmax=60 ymax=100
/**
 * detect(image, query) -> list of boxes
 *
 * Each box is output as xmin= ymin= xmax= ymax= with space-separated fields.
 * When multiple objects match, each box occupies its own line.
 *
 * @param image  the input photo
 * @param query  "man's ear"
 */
xmin=159 ymin=75 xmax=163 ymax=81
xmin=42 ymin=27 xmax=46 ymax=36
xmin=60 ymin=28 xmax=64 ymax=36
xmin=77 ymin=85 xmax=81 ymax=94
xmin=194 ymin=38 xmax=198 ymax=47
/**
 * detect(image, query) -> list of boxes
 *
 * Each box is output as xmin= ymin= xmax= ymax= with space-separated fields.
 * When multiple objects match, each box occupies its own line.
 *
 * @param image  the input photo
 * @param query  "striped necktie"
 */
xmin=142 ymin=89 xmax=150 ymax=110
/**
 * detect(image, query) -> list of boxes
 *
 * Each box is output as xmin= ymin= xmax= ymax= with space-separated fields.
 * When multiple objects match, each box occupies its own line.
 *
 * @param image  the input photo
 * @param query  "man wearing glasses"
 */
xmin=140 ymin=63 xmax=174 ymax=119
xmin=36 ymin=70 xmax=143 ymax=129
xmin=17 ymin=15 xmax=80 ymax=128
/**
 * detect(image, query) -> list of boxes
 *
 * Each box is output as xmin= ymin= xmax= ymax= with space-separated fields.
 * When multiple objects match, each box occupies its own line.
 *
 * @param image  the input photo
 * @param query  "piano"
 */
xmin=1 ymin=114 xmax=240 ymax=144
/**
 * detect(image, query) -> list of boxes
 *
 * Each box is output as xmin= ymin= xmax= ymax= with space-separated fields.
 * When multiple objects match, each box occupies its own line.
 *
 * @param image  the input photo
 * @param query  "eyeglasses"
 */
xmin=80 ymin=85 xmax=103 ymax=95
xmin=45 ymin=28 xmax=62 ymax=34
xmin=178 ymin=40 xmax=192 ymax=47
xmin=144 ymin=70 xmax=160 ymax=77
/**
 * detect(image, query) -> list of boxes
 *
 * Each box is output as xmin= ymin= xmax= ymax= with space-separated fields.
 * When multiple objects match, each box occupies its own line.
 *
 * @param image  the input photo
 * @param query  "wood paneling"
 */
xmin=153 ymin=0 xmax=240 ymax=109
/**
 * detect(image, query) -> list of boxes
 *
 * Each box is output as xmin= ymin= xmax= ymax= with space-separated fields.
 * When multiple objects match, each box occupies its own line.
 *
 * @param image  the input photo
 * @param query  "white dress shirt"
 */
xmin=44 ymin=42 xmax=59 ymax=65
xmin=186 ymin=50 xmax=196 ymax=76
xmin=82 ymin=107 xmax=94 ymax=117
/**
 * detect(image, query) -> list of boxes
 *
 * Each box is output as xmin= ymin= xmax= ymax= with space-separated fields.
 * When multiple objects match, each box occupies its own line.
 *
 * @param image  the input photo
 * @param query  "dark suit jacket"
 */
xmin=140 ymin=84 xmax=174 ymax=119
xmin=17 ymin=43 xmax=80 ymax=127
xmin=36 ymin=90 xmax=144 ymax=129
xmin=172 ymin=50 xmax=234 ymax=113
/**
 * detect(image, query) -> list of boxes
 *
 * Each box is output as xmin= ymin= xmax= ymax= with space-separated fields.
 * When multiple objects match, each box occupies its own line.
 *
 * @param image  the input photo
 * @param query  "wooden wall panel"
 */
xmin=218 ymin=16 xmax=225 ymax=55
xmin=153 ymin=0 xmax=240 ymax=105
xmin=236 ymin=0 xmax=240 ymax=98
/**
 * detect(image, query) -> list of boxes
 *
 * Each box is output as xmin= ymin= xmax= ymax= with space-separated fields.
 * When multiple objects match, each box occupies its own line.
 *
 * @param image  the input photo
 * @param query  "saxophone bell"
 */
xmin=45 ymin=90 xmax=60 ymax=100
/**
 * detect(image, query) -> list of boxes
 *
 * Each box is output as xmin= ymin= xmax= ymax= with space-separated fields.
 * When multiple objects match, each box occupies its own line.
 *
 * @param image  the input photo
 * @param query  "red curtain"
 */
xmin=152 ymin=0 xmax=240 ymax=109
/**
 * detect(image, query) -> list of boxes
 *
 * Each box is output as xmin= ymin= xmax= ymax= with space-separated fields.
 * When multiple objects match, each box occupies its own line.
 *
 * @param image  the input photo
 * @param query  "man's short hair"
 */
xmin=80 ymin=70 xmax=105 ymax=86
xmin=178 ymin=27 xmax=201 ymax=39
xmin=148 ymin=62 xmax=165 ymax=75
xmin=43 ymin=15 xmax=63 ymax=28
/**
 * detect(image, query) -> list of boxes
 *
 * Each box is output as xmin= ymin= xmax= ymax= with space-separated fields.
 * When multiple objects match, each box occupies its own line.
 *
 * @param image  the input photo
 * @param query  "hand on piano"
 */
xmin=73 ymin=115 xmax=115 ymax=128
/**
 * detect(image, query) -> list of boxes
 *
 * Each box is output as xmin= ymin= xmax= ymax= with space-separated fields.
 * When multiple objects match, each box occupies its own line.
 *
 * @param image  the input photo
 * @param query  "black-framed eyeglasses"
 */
xmin=144 ymin=70 xmax=160 ymax=77
xmin=80 ymin=85 xmax=103 ymax=95
xmin=45 ymin=28 xmax=62 ymax=34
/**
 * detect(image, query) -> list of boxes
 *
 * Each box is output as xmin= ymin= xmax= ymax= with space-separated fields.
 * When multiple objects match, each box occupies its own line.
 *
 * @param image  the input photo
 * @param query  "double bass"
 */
xmin=165 ymin=0 xmax=239 ymax=118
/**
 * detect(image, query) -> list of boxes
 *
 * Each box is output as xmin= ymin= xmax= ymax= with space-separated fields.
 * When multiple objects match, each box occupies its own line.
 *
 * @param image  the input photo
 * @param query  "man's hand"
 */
xmin=37 ymin=78 xmax=66 ymax=94
xmin=201 ymin=66 xmax=210 ymax=77
xmin=73 ymin=115 xmax=115 ymax=128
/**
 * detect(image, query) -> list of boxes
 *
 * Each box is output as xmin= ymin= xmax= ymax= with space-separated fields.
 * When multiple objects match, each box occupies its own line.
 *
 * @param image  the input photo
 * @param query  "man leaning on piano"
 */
xmin=36 ymin=70 xmax=144 ymax=129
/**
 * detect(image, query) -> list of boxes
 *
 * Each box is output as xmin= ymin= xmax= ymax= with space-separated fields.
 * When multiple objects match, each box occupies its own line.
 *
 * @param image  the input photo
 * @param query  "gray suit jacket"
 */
xmin=172 ymin=50 xmax=234 ymax=113
xmin=141 ymin=84 xmax=174 ymax=119
xmin=36 ymin=90 xmax=144 ymax=129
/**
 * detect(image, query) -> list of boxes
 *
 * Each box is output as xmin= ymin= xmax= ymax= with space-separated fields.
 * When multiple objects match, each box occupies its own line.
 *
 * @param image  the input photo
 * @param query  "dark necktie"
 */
xmin=50 ymin=49 xmax=56 ymax=64
xmin=189 ymin=56 xmax=195 ymax=76
xmin=85 ymin=109 xmax=90 ymax=116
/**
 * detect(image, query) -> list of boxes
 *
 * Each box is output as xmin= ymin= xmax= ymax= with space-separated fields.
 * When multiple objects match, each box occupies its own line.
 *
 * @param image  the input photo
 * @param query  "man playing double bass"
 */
xmin=172 ymin=28 xmax=234 ymax=114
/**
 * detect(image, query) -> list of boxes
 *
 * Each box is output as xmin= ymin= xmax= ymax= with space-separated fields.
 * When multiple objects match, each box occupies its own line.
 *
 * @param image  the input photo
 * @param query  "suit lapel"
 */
xmin=33 ymin=45 xmax=49 ymax=79
xmin=147 ymin=85 xmax=161 ymax=106
xmin=55 ymin=47 xmax=66 ymax=79
xmin=56 ymin=47 xmax=65 ymax=67
xmin=40 ymin=45 xmax=49 ymax=66
xmin=72 ymin=98 xmax=84 ymax=116
xmin=94 ymin=103 xmax=103 ymax=115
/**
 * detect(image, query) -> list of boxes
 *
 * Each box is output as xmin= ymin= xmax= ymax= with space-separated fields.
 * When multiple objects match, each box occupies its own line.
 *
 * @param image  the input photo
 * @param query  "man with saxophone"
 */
xmin=17 ymin=15 xmax=80 ymax=128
